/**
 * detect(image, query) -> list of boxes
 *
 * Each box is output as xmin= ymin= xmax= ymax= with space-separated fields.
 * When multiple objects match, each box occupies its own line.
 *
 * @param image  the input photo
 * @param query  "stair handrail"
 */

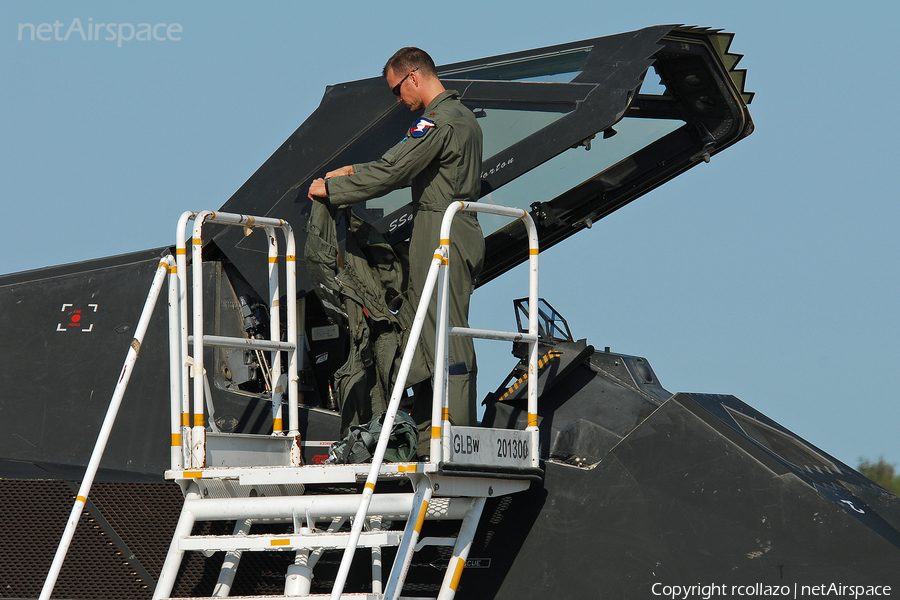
xmin=175 ymin=210 xmax=300 ymax=470
xmin=432 ymin=201 xmax=541 ymax=466
xmin=330 ymin=201 xmax=539 ymax=600
xmin=40 ymin=255 xmax=177 ymax=600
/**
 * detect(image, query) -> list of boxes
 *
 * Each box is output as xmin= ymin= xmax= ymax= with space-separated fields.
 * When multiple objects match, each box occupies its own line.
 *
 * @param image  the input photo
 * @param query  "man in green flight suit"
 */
xmin=307 ymin=47 xmax=484 ymax=442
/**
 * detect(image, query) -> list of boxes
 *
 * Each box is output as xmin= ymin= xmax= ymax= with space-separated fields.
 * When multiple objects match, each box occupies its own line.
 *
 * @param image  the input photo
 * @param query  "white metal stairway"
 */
xmin=157 ymin=462 xmax=530 ymax=599
xmin=41 ymin=202 xmax=543 ymax=600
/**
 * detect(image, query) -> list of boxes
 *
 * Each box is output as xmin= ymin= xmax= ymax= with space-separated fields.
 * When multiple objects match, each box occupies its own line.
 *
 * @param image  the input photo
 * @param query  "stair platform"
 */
xmin=166 ymin=461 xmax=537 ymax=501
xmin=166 ymin=461 xmax=436 ymax=486
xmin=163 ymin=593 xmax=435 ymax=600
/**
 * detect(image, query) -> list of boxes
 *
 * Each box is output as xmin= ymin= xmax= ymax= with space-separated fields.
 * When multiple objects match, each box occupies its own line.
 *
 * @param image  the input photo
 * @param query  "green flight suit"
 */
xmin=325 ymin=90 xmax=484 ymax=440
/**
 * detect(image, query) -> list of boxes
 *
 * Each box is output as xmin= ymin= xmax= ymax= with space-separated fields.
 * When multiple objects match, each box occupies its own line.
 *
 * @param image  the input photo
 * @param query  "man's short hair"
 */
xmin=383 ymin=47 xmax=437 ymax=79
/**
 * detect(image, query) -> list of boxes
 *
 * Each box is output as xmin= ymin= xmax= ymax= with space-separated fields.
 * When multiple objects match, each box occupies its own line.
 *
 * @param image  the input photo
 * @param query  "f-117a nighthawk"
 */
xmin=4 ymin=24 xmax=899 ymax=600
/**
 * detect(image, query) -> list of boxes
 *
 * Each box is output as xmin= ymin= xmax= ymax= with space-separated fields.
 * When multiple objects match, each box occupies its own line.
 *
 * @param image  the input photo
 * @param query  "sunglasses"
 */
xmin=392 ymin=68 xmax=419 ymax=97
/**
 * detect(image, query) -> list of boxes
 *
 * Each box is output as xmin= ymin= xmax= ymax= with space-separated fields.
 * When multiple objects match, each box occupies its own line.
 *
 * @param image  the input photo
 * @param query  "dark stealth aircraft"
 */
xmin=3 ymin=25 xmax=899 ymax=600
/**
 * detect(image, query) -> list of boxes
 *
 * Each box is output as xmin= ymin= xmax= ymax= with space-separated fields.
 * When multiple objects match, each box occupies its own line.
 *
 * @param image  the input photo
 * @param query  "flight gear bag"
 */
xmin=324 ymin=410 xmax=419 ymax=464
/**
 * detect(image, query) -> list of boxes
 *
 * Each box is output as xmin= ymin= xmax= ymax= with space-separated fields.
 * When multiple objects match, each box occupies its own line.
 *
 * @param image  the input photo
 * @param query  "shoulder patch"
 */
xmin=409 ymin=117 xmax=436 ymax=138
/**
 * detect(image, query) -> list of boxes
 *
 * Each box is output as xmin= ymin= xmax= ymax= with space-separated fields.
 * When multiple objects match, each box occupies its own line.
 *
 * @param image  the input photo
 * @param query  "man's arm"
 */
xmin=326 ymin=127 xmax=446 ymax=205
xmin=307 ymin=165 xmax=356 ymax=201
xmin=326 ymin=166 xmax=354 ymax=179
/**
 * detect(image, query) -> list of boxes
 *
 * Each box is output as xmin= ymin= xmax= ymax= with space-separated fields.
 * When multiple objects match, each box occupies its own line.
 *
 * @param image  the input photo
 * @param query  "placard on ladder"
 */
xmin=446 ymin=426 xmax=533 ymax=468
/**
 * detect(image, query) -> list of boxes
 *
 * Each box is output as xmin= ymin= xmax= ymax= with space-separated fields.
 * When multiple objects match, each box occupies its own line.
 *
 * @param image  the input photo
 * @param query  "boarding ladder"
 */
xmin=41 ymin=203 xmax=543 ymax=600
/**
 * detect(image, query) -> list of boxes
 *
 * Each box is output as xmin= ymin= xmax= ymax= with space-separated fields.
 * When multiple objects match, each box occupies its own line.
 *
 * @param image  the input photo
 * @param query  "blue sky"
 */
xmin=3 ymin=1 xmax=899 ymax=470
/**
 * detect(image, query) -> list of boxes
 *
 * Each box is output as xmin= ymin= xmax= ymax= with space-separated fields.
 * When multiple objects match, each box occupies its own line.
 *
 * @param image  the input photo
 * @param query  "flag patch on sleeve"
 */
xmin=410 ymin=117 xmax=436 ymax=138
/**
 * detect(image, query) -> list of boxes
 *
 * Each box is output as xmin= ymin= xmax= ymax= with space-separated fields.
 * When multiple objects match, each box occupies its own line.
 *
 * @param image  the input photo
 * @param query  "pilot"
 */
xmin=308 ymin=47 xmax=484 ymax=441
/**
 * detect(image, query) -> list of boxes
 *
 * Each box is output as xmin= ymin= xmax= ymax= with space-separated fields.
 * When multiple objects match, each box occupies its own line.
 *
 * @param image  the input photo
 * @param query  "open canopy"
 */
xmin=213 ymin=25 xmax=753 ymax=293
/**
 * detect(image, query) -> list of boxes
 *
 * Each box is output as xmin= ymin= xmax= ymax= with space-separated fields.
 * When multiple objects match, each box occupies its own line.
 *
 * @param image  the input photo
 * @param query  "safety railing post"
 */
xmin=433 ymin=202 xmax=464 ymax=464
xmin=431 ymin=239 xmax=452 ymax=463
xmin=436 ymin=202 xmax=541 ymax=467
xmin=526 ymin=221 xmax=540 ymax=467
xmin=265 ymin=225 xmax=284 ymax=434
xmin=168 ymin=256 xmax=182 ymax=471
xmin=283 ymin=222 xmax=300 ymax=436
xmin=182 ymin=211 xmax=300 ymax=466
xmin=175 ymin=211 xmax=196 ymax=469
xmin=190 ymin=211 xmax=214 ymax=468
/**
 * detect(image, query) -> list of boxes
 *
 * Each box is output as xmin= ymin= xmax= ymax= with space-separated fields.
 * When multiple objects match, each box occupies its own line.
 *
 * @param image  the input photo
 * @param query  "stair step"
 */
xmin=162 ymin=595 xmax=434 ymax=600
xmin=179 ymin=530 xmax=402 ymax=552
xmin=165 ymin=462 xmax=434 ymax=485
xmin=302 ymin=595 xmax=434 ymax=599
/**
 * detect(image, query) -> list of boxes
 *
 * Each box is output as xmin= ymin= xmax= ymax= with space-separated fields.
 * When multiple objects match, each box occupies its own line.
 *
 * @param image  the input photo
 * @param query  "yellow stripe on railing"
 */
xmin=414 ymin=500 xmax=429 ymax=533
xmin=449 ymin=556 xmax=465 ymax=591
xmin=171 ymin=433 xmax=181 ymax=446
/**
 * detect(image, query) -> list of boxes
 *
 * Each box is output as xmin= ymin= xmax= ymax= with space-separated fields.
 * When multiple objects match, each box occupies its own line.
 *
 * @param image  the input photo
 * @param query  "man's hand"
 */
xmin=325 ymin=165 xmax=354 ymax=179
xmin=309 ymin=166 xmax=353 ymax=200
xmin=308 ymin=178 xmax=327 ymax=201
